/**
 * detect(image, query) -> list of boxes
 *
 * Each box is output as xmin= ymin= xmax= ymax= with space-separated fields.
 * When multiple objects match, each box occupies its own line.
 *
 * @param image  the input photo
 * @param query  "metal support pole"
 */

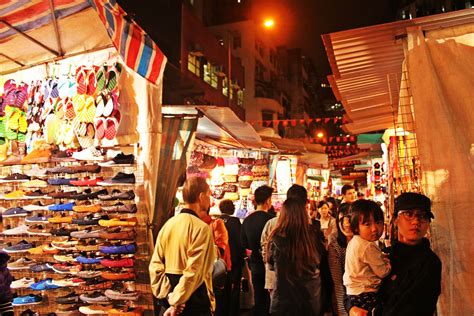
xmin=49 ymin=0 xmax=64 ymax=56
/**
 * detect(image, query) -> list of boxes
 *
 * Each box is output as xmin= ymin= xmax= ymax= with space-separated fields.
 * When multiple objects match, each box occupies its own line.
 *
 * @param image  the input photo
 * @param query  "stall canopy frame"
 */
xmin=322 ymin=9 xmax=474 ymax=134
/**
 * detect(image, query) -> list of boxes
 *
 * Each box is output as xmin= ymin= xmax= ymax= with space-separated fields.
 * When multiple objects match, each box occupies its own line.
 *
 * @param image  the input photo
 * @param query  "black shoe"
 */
xmin=113 ymin=153 xmax=134 ymax=165
xmin=56 ymin=291 xmax=79 ymax=305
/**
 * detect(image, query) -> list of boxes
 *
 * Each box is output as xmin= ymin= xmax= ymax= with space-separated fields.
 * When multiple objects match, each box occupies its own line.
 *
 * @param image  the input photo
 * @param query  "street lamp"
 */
xmin=263 ymin=18 xmax=275 ymax=29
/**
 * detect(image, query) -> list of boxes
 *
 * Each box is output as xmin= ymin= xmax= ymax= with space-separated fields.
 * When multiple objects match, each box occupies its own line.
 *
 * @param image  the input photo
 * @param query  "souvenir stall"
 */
xmin=161 ymin=105 xmax=267 ymax=219
xmin=185 ymin=142 xmax=270 ymax=218
xmin=0 ymin=1 xmax=166 ymax=315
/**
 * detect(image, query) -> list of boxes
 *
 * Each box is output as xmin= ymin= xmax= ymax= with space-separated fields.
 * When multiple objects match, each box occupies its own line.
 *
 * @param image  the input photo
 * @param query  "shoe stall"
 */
xmin=0 ymin=1 xmax=167 ymax=315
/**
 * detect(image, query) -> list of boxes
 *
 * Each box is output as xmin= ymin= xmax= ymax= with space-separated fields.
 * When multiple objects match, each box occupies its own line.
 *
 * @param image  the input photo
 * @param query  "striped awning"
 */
xmin=322 ymin=9 xmax=474 ymax=134
xmin=0 ymin=0 xmax=166 ymax=85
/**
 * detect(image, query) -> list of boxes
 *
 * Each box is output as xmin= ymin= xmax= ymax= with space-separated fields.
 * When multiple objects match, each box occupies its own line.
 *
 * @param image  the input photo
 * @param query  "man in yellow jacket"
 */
xmin=149 ymin=177 xmax=217 ymax=316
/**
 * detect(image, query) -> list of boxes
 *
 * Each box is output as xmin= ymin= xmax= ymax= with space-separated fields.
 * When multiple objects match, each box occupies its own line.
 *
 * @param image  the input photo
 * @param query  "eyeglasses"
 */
xmin=398 ymin=210 xmax=431 ymax=223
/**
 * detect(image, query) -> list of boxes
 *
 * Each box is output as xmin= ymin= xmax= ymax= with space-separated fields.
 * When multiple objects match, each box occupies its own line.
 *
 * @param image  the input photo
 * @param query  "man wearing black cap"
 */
xmin=349 ymin=192 xmax=441 ymax=316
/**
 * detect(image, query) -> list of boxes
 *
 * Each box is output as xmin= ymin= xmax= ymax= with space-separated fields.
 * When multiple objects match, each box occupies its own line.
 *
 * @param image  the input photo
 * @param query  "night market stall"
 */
xmin=0 ymin=0 xmax=167 ymax=314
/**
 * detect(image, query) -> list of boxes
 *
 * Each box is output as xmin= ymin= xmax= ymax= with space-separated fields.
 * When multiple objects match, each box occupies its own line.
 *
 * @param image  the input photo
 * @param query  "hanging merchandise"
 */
xmin=0 ymin=59 xmax=155 ymax=315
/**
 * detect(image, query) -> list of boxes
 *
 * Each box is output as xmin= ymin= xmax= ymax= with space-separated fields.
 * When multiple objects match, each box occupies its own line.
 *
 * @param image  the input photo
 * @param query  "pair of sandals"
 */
xmin=76 ymin=63 xmax=122 ymax=96
xmin=3 ymin=79 xmax=29 ymax=109
xmin=94 ymin=91 xmax=121 ymax=141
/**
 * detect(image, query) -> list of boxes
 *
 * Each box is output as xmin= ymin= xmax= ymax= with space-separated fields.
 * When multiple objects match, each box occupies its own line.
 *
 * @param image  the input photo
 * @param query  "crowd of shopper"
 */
xmin=147 ymin=180 xmax=442 ymax=316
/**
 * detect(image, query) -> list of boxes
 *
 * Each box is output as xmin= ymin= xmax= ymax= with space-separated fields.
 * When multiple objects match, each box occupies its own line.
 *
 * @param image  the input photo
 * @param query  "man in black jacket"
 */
xmin=349 ymin=192 xmax=441 ymax=316
xmin=241 ymin=185 xmax=275 ymax=315
xmin=219 ymin=199 xmax=244 ymax=316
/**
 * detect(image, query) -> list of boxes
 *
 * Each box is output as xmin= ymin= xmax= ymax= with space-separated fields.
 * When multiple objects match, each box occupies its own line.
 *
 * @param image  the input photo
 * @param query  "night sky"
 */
xmin=251 ymin=0 xmax=395 ymax=76
xmin=121 ymin=0 xmax=395 ymax=77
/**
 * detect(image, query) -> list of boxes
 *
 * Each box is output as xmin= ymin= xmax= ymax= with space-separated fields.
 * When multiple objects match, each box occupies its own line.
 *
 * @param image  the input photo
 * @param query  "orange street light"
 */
xmin=263 ymin=18 xmax=275 ymax=29
xmin=316 ymin=132 xmax=324 ymax=138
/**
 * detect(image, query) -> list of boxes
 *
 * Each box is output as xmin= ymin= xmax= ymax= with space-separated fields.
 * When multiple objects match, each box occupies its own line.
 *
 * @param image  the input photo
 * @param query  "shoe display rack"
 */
xmin=0 ymin=149 xmax=154 ymax=315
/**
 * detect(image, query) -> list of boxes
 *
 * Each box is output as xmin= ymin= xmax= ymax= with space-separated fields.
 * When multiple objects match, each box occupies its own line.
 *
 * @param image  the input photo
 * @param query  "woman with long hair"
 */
xmin=266 ymin=198 xmax=322 ymax=316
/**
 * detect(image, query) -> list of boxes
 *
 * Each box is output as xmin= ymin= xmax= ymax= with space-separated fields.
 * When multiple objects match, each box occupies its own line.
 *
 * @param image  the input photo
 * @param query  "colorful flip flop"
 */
xmin=65 ymin=99 xmax=76 ymax=121
xmin=105 ymin=64 xmax=122 ymax=93
xmin=95 ymin=117 xmax=106 ymax=140
xmin=95 ymin=66 xmax=107 ymax=93
xmin=76 ymin=68 xmax=88 ymax=95
xmin=104 ymin=117 xmax=119 ymax=140
xmin=86 ymin=69 xmax=97 ymax=96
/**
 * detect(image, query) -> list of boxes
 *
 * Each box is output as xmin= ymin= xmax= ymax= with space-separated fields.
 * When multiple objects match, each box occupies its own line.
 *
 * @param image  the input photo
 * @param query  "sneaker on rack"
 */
xmin=53 ymin=253 xmax=78 ymax=263
xmin=2 ymin=207 xmax=30 ymax=217
xmin=23 ymin=202 xmax=51 ymax=211
xmin=51 ymin=226 xmax=78 ymax=237
xmin=12 ymin=294 xmax=43 ymax=306
xmin=98 ymin=217 xmax=137 ymax=227
xmin=97 ymin=172 xmax=135 ymax=186
xmin=101 ymin=202 xmax=137 ymax=213
xmin=51 ymin=239 xmax=78 ymax=250
xmin=4 ymin=240 xmax=33 ymax=253
xmin=99 ymin=242 xmax=137 ymax=255
xmin=99 ymin=152 xmax=134 ymax=167
xmin=50 ymin=262 xmax=82 ymax=274
xmin=70 ymin=177 xmax=104 ymax=187
xmin=2 ymin=224 xmax=28 ymax=235
xmin=98 ymin=190 xmax=135 ymax=201
xmin=75 ymin=254 xmax=102 ymax=265
xmin=21 ymin=180 xmax=48 ymax=189
xmin=104 ymin=289 xmax=139 ymax=301
xmin=0 ymin=173 xmax=30 ymax=182
xmin=100 ymin=257 xmax=134 ymax=268
xmin=48 ymin=202 xmax=75 ymax=211
xmin=107 ymin=306 xmax=143 ymax=316
xmin=25 ymin=166 xmax=47 ymax=178
xmin=48 ymin=190 xmax=78 ymax=199
xmin=78 ymin=305 xmax=113 ymax=315
xmin=70 ymin=228 xmax=102 ymax=239
xmin=98 ymin=227 xmax=136 ymax=240
xmin=52 ymin=278 xmax=85 ymax=288
xmin=76 ymin=270 xmax=102 ymax=279
xmin=8 ymin=257 xmax=36 ymax=270
xmin=47 ymin=177 xmax=78 ymax=186
xmin=72 ymin=147 xmax=104 ymax=161
xmin=79 ymin=292 xmax=111 ymax=305
xmin=55 ymin=291 xmax=80 ymax=305
xmin=21 ymin=148 xmax=51 ymax=164
xmin=30 ymin=278 xmax=60 ymax=291
xmin=30 ymin=263 xmax=53 ymax=272
xmin=25 ymin=213 xmax=51 ymax=223
xmin=11 ymin=277 xmax=35 ymax=289
xmin=3 ymin=189 xmax=26 ymax=199
xmin=70 ymin=164 xmax=101 ymax=173
xmin=26 ymin=224 xmax=52 ymax=236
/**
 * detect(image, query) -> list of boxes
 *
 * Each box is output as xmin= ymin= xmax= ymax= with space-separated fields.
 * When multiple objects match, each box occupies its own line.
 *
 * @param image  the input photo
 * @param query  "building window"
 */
xmin=262 ymin=110 xmax=274 ymax=126
xmin=203 ymin=63 xmax=218 ymax=89
xmin=233 ymin=34 xmax=242 ymax=49
xmin=187 ymin=53 xmax=201 ymax=77
xmin=222 ymin=77 xmax=233 ymax=99
xmin=237 ymin=89 xmax=244 ymax=107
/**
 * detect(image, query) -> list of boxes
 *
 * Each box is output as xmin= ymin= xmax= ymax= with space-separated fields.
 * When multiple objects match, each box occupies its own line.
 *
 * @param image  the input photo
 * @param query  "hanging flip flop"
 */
xmin=95 ymin=117 xmax=106 ymax=140
xmin=63 ymin=123 xmax=76 ymax=146
xmin=65 ymin=99 xmax=76 ymax=121
xmin=76 ymin=67 xmax=88 ymax=95
xmin=83 ymin=96 xmax=96 ymax=123
xmin=15 ymin=83 xmax=29 ymax=108
xmin=55 ymin=98 xmax=65 ymax=120
xmin=86 ymin=69 xmax=97 ymax=96
xmin=49 ymin=79 xmax=59 ymax=99
xmin=72 ymin=94 xmax=86 ymax=121
xmin=44 ymin=113 xmax=58 ymax=144
xmin=4 ymin=80 xmax=17 ymax=106
xmin=67 ymin=78 xmax=77 ymax=98
xmin=58 ymin=78 xmax=70 ymax=99
xmin=105 ymin=63 xmax=122 ymax=93
xmin=77 ymin=122 xmax=95 ymax=148
xmin=95 ymin=93 xmax=106 ymax=118
xmin=104 ymin=117 xmax=119 ymax=140
xmin=95 ymin=65 xmax=107 ymax=93
xmin=18 ymin=111 xmax=28 ymax=134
